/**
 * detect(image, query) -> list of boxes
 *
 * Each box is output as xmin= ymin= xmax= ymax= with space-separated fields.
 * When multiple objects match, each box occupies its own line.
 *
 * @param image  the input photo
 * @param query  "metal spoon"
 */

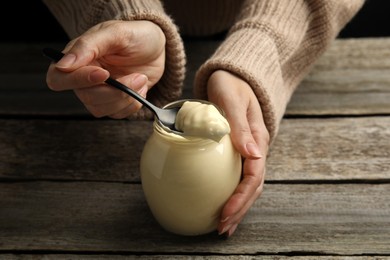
xmin=42 ymin=47 xmax=180 ymax=131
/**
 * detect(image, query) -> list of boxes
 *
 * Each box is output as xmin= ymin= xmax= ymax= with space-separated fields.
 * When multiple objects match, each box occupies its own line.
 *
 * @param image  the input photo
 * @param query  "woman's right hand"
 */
xmin=46 ymin=20 xmax=166 ymax=119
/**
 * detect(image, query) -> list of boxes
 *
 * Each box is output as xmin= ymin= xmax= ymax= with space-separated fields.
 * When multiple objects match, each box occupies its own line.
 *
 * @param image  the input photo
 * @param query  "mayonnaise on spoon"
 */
xmin=174 ymin=101 xmax=230 ymax=142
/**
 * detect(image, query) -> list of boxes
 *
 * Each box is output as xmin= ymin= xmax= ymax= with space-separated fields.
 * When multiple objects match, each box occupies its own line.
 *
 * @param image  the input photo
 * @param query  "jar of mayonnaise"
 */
xmin=140 ymin=99 xmax=242 ymax=236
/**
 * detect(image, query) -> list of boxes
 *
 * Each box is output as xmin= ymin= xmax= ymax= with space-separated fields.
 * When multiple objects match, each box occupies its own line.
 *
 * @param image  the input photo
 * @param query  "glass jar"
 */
xmin=140 ymin=100 xmax=242 ymax=236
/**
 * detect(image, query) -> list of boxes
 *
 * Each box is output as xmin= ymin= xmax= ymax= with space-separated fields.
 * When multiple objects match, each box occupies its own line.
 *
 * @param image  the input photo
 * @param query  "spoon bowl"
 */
xmin=42 ymin=47 xmax=180 ymax=131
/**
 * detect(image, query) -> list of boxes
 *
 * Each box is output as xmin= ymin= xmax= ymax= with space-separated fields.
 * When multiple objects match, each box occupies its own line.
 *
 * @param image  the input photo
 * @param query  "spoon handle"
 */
xmin=42 ymin=47 xmax=159 ymax=116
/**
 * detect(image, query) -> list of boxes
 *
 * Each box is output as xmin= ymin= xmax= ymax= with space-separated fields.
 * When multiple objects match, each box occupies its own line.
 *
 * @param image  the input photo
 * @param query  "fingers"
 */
xmin=45 ymin=20 xmax=166 ymax=120
xmin=45 ymin=31 xmax=113 ymax=91
xmin=218 ymin=119 xmax=269 ymax=237
xmin=206 ymin=70 xmax=271 ymax=237
xmin=218 ymin=158 xmax=266 ymax=237
xmin=46 ymin=65 xmax=149 ymax=118
xmin=53 ymin=42 xmax=101 ymax=73
xmin=46 ymin=22 xmax=128 ymax=89
xmin=54 ymin=20 xmax=166 ymax=73
xmin=207 ymin=70 xmax=262 ymax=159
xmin=74 ymin=74 xmax=149 ymax=118
xmin=74 ymin=74 xmax=147 ymax=105
xmin=54 ymin=24 xmax=121 ymax=72
xmin=226 ymin=103 xmax=263 ymax=159
xmin=46 ymin=64 xmax=110 ymax=91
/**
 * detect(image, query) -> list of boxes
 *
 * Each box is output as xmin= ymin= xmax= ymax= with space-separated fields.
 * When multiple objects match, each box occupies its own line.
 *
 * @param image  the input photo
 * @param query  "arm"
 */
xmin=196 ymin=0 xmax=365 ymax=236
xmin=195 ymin=0 xmax=365 ymax=142
xmin=42 ymin=0 xmax=186 ymax=118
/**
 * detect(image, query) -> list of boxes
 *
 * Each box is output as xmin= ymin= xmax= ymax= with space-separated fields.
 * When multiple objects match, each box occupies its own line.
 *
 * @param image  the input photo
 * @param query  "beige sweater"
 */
xmin=42 ymin=0 xmax=364 ymax=141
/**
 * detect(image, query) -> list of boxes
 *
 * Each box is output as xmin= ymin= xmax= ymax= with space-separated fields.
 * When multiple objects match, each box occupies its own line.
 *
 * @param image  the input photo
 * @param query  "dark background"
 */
xmin=1 ymin=0 xmax=390 ymax=42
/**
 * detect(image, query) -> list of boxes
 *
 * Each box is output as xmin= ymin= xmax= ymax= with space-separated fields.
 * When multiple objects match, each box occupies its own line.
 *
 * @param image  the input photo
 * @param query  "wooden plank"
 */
xmin=287 ymin=38 xmax=390 ymax=115
xmin=2 ymin=254 xmax=390 ymax=259
xmin=1 ymin=116 xmax=389 ymax=182
xmin=0 ymin=119 xmax=152 ymax=182
xmin=0 ymin=42 xmax=89 ymax=116
xmin=0 ymin=43 xmax=65 ymax=74
xmin=268 ymin=116 xmax=390 ymax=181
xmin=1 ymin=38 xmax=390 ymax=116
xmin=0 ymin=90 xmax=88 ymax=116
xmin=0 ymin=182 xmax=389 ymax=255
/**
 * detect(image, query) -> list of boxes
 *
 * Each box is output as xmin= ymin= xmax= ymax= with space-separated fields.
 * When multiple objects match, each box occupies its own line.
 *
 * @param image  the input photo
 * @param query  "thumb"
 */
xmin=55 ymin=31 xmax=115 ymax=72
xmin=227 ymin=108 xmax=262 ymax=160
xmin=55 ymin=44 xmax=98 ymax=72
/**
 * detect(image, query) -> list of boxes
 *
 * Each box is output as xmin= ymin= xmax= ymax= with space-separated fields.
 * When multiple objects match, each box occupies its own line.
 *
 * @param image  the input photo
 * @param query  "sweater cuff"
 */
xmin=195 ymin=29 xmax=287 ymax=142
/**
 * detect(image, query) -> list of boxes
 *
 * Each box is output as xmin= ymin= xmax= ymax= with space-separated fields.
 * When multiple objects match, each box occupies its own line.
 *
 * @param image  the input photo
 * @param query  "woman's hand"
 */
xmin=46 ymin=20 xmax=166 ymax=118
xmin=207 ymin=70 xmax=270 ymax=237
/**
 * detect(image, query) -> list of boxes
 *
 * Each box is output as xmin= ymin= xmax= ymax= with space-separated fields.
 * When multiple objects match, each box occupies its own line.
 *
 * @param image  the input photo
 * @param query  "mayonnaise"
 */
xmin=174 ymin=101 xmax=230 ymax=142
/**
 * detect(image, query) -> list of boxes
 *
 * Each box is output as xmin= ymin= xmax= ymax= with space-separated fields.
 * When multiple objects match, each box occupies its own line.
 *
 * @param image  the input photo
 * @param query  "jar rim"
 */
xmin=156 ymin=98 xmax=226 ymax=135
xmin=154 ymin=98 xmax=227 ymax=144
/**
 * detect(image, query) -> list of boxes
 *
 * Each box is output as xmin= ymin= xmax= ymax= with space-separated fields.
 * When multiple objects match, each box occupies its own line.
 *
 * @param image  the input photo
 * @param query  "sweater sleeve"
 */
xmin=194 ymin=0 xmax=365 ymax=142
xmin=42 ymin=0 xmax=186 ymax=119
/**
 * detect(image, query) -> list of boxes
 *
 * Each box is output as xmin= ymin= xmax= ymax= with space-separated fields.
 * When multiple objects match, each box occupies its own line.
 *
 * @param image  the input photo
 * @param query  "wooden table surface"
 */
xmin=0 ymin=38 xmax=389 ymax=259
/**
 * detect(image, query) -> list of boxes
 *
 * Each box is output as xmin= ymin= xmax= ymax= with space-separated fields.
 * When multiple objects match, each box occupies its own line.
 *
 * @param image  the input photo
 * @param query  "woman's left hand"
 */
xmin=207 ymin=70 xmax=270 ymax=237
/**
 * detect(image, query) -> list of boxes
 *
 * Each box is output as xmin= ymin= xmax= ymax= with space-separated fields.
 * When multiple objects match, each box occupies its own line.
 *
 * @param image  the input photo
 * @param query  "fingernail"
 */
xmin=221 ymin=216 xmax=230 ymax=223
xmin=56 ymin=53 xmax=76 ymax=68
xmin=132 ymin=74 xmax=148 ymax=88
xmin=218 ymin=224 xmax=232 ymax=236
xmin=226 ymin=224 xmax=238 ymax=237
xmin=246 ymin=142 xmax=262 ymax=159
xmin=89 ymin=69 xmax=109 ymax=83
xmin=138 ymin=85 xmax=148 ymax=97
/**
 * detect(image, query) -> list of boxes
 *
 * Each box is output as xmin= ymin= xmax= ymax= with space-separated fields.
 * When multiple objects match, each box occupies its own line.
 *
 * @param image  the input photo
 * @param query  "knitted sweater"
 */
xmin=42 ymin=0 xmax=364 ymax=141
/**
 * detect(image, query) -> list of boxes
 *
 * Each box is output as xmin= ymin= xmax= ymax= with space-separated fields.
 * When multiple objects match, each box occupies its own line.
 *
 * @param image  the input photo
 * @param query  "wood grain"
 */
xmin=0 ymin=119 xmax=152 ymax=182
xmin=287 ymin=38 xmax=390 ymax=115
xmin=0 ymin=253 xmax=390 ymax=260
xmin=1 ymin=116 xmax=389 ymax=182
xmin=1 ymin=39 xmax=390 ymax=258
xmin=2 ymin=256 xmax=389 ymax=260
xmin=269 ymin=116 xmax=390 ymax=181
xmin=0 ymin=182 xmax=388 ymax=255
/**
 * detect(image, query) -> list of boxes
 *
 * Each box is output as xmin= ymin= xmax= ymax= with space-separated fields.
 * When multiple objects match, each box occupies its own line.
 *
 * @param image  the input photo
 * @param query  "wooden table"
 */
xmin=1 ymin=38 xmax=389 ymax=259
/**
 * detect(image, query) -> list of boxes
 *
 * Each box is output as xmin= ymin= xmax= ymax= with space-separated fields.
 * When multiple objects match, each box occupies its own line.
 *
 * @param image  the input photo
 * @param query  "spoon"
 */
xmin=42 ymin=47 xmax=180 ymax=131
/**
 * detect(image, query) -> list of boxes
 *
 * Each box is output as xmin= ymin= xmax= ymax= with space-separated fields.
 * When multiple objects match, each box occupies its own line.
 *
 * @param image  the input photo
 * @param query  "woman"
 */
xmin=42 ymin=0 xmax=364 ymax=237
